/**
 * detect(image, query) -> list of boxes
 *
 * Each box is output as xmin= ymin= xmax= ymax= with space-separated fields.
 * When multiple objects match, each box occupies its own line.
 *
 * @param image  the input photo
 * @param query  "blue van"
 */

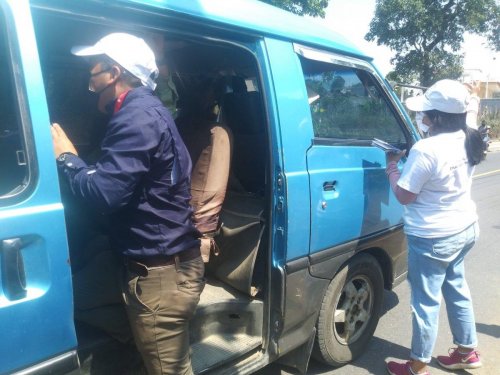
xmin=0 ymin=0 xmax=417 ymax=374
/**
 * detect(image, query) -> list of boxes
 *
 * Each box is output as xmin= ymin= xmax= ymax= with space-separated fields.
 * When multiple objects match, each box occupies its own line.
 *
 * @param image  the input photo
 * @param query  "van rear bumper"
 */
xmin=11 ymin=350 xmax=79 ymax=375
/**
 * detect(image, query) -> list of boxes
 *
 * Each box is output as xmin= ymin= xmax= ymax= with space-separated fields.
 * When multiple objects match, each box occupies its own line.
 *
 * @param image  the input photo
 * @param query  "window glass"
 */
xmin=0 ymin=8 xmax=29 ymax=199
xmin=300 ymin=56 xmax=406 ymax=143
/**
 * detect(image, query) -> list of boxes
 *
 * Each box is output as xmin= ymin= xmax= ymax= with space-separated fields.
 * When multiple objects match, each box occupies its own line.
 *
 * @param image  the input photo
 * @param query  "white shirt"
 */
xmin=397 ymin=131 xmax=477 ymax=238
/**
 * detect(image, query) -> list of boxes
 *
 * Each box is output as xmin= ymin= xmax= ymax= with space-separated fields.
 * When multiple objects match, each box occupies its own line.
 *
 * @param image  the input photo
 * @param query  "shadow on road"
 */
xmin=476 ymin=322 xmax=500 ymax=338
xmin=306 ymin=336 xmax=410 ymax=374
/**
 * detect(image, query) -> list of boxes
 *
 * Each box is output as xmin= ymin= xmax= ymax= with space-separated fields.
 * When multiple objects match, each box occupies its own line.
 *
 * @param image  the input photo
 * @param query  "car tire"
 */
xmin=313 ymin=253 xmax=384 ymax=367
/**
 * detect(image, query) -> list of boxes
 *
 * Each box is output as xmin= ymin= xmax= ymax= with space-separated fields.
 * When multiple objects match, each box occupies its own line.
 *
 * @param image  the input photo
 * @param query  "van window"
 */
xmin=0 ymin=8 xmax=29 ymax=200
xmin=299 ymin=56 xmax=406 ymax=144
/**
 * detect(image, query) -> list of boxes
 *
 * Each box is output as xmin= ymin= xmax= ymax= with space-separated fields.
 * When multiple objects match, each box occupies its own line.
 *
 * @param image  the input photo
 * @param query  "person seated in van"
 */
xmin=51 ymin=32 xmax=204 ymax=375
xmin=149 ymin=33 xmax=180 ymax=117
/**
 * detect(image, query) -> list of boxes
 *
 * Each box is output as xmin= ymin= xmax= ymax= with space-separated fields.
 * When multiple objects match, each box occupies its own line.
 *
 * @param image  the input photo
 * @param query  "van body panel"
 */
xmin=357 ymin=225 xmax=408 ymax=289
xmin=307 ymin=145 xmax=404 ymax=252
xmin=0 ymin=1 xmax=77 ymax=374
xmin=10 ymin=351 xmax=79 ymax=375
xmin=279 ymin=265 xmax=328 ymax=351
xmin=254 ymin=38 xmax=287 ymax=267
xmin=263 ymin=38 xmax=313 ymax=262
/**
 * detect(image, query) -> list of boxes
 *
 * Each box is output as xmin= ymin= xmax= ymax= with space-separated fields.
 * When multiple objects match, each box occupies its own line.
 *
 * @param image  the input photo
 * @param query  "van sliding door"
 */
xmin=0 ymin=1 xmax=77 ymax=374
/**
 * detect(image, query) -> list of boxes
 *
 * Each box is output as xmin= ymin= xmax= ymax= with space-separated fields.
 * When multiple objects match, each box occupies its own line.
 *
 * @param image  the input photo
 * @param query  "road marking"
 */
xmin=473 ymin=168 xmax=500 ymax=179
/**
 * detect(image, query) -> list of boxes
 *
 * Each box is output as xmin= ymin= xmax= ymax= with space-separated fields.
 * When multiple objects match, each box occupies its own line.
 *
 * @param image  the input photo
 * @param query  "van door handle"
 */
xmin=1 ymin=238 xmax=27 ymax=300
xmin=323 ymin=180 xmax=337 ymax=191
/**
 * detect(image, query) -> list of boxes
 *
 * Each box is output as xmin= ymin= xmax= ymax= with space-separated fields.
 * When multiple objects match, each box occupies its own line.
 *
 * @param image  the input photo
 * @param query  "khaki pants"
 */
xmin=122 ymin=256 xmax=205 ymax=375
xmin=73 ymin=250 xmax=205 ymax=374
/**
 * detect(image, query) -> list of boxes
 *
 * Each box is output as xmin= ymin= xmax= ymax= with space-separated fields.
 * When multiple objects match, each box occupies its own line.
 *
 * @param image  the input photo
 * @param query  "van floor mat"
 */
xmin=191 ymin=333 xmax=262 ymax=373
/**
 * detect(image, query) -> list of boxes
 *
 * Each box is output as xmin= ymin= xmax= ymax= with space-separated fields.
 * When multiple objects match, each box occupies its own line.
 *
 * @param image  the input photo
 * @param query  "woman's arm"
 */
xmin=385 ymin=159 xmax=418 ymax=205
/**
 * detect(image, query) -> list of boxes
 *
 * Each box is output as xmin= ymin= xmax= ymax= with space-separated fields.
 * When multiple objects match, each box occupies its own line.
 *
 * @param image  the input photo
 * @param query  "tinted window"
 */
xmin=0 ymin=8 xmax=29 ymax=200
xmin=300 ymin=56 xmax=406 ymax=143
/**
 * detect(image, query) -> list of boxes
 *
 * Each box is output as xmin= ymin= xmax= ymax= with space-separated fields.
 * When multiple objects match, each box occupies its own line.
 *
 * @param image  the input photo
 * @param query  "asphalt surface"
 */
xmin=259 ymin=146 xmax=500 ymax=375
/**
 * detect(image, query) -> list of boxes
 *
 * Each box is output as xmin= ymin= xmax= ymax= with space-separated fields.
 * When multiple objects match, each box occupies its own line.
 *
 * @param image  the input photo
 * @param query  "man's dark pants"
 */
xmin=73 ymin=250 xmax=205 ymax=375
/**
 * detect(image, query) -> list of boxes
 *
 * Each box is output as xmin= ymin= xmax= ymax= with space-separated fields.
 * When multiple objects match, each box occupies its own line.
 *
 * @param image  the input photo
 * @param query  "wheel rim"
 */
xmin=333 ymin=275 xmax=374 ymax=345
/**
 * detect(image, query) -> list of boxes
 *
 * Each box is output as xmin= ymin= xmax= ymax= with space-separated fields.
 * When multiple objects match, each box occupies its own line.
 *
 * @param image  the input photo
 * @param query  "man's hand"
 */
xmin=51 ymin=123 xmax=78 ymax=158
xmin=386 ymin=149 xmax=406 ymax=164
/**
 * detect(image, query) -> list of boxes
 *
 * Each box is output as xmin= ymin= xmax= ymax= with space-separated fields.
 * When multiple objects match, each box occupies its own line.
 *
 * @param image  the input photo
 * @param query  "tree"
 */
xmin=366 ymin=0 xmax=500 ymax=86
xmin=259 ymin=0 xmax=329 ymax=18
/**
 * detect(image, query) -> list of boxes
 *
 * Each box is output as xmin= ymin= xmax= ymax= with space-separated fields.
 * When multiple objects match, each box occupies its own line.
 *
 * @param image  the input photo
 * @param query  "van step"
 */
xmin=190 ymin=278 xmax=264 ymax=373
xmin=192 ymin=333 xmax=262 ymax=374
xmin=191 ymin=278 xmax=263 ymax=341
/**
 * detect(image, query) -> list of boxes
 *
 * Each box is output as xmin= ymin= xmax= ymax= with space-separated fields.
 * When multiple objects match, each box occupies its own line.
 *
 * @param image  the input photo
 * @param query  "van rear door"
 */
xmin=0 ymin=1 xmax=77 ymax=374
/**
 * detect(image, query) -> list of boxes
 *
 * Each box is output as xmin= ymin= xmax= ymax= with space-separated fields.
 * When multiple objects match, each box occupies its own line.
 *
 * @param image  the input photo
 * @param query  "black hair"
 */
xmin=424 ymin=109 xmax=485 ymax=166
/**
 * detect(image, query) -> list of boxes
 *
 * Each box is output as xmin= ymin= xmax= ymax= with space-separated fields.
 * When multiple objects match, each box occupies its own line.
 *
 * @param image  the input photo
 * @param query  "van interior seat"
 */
xmin=223 ymin=86 xmax=267 ymax=195
xmin=180 ymin=118 xmax=233 ymax=262
xmin=204 ymin=79 xmax=268 ymax=296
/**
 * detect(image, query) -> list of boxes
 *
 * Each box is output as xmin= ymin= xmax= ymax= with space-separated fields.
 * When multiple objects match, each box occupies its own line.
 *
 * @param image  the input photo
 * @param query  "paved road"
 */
xmin=260 ymin=150 xmax=500 ymax=375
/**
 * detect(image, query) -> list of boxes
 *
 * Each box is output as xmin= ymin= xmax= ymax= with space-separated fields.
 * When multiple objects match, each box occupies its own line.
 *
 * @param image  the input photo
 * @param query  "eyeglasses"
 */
xmin=89 ymin=68 xmax=112 ymax=78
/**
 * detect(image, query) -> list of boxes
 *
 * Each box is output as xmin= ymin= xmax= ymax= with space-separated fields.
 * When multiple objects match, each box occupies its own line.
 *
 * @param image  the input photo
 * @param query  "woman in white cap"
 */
xmin=384 ymin=80 xmax=484 ymax=375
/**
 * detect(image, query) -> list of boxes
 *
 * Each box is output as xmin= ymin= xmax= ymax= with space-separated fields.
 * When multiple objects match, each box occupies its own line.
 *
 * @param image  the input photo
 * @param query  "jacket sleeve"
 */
xmin=59 ymin=109 xmax=168 ymax=212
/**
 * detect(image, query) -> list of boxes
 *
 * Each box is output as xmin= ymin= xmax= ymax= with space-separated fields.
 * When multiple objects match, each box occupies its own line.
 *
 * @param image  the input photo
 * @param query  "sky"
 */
xmin=312 ymin=0 xmax=500 ymax=82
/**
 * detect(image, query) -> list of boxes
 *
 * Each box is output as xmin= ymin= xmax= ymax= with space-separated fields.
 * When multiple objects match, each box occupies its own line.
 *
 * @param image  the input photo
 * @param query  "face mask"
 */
xmin=88 ymin=67 xmax=114 ymax=94
xmin=89 ymin=80 xmax=114 ymax=95
xmin=416 ymin=112 xmax=429 ymax=133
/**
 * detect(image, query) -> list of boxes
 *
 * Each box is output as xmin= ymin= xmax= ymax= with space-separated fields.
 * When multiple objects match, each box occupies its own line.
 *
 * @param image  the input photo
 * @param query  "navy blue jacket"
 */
xmin=59 ymin=86 xmax=200 ymax=258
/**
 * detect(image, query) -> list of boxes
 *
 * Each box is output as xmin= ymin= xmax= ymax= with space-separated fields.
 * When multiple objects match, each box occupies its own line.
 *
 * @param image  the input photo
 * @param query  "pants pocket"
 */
xmin=124 ymin=274 xmax=159 ymax=313
xmin=176 ymin=257 xmax=206 ymax=291
xmin=431 ymin=235 xmax=463 ymax=257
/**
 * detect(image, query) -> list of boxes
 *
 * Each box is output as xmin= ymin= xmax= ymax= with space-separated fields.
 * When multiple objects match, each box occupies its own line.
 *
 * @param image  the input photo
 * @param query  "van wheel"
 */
xmin=313 ymin=253 xmax=384 ymax=367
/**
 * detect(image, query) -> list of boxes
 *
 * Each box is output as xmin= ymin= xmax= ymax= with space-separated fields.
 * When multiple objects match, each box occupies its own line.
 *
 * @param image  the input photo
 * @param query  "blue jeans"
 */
xmin=407 ymin=222 xmax=479 ymax=363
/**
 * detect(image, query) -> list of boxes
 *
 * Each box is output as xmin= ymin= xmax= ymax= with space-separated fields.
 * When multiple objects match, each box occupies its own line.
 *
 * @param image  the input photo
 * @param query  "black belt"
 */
xmin=125 ymin=247 xmax=200 ymax=276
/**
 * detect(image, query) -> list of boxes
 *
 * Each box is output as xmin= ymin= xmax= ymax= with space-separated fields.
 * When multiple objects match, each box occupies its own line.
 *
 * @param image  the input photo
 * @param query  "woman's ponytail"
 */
xmin=462 ymin=125 xmax=485 ymax=166
xmin=427 ymin=110 xmax=485 ymax=166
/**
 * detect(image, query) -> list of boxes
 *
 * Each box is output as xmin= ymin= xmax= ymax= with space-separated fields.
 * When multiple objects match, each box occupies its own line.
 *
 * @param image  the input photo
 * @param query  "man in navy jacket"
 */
xmin=52 ymin=33 xmax=204 ymax=375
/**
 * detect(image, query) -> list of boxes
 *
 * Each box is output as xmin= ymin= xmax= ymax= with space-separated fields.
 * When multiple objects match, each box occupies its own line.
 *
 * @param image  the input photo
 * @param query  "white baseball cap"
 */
xmin=405 ymin=79 xmax=470 ymax=114
xmin=72 ymin=33 xmax=159 ymax=90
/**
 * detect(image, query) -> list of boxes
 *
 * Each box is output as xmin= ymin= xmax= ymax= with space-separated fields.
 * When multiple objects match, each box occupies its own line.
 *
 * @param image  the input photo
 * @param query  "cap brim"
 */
xmin=405 ymin=95 xmax=432 ymax=112
xmin=71 ymin=45 xmax=104 ymax=56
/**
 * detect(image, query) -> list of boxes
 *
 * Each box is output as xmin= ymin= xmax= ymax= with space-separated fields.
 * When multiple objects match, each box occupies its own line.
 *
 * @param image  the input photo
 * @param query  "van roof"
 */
xmin=33 ymin=0 xmax=371 ymax=62
xmin=133 ymin=0 xmax=369 ymax=59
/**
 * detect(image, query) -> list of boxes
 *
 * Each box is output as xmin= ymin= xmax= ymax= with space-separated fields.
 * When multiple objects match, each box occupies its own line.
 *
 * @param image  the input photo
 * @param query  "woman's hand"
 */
xmin=386 ymin=149 xmax=406 ymax=164
xmin=51 ymin=123 xmax=78 ymax=157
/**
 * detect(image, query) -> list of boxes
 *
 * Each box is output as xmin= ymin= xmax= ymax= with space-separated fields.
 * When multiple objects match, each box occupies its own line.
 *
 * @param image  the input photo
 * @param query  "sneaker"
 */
xmin=386 ymin=361 xmax=431 ymax=375
xmin=437 ymin=347 xmax=482 ymax=370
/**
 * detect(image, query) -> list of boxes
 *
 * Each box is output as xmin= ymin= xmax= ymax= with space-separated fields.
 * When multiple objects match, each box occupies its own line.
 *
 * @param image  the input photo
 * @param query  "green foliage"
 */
xmin=481 ymin=106 xmax=500 ymax=139
xmin=259 ymin=0 xmax=329 ymax=17
xmin=366 ymin=0 xmax=500 ymax=86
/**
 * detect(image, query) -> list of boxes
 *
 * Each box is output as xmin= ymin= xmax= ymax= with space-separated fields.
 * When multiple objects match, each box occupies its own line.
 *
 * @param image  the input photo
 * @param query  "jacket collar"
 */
xmin=105 ymin=86 xmax=154 ymax=115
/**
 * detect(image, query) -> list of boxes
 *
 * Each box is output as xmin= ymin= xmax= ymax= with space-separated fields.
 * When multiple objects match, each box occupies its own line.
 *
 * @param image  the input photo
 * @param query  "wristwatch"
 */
xmin=56 ymin=152 xmax=74 ymax=167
